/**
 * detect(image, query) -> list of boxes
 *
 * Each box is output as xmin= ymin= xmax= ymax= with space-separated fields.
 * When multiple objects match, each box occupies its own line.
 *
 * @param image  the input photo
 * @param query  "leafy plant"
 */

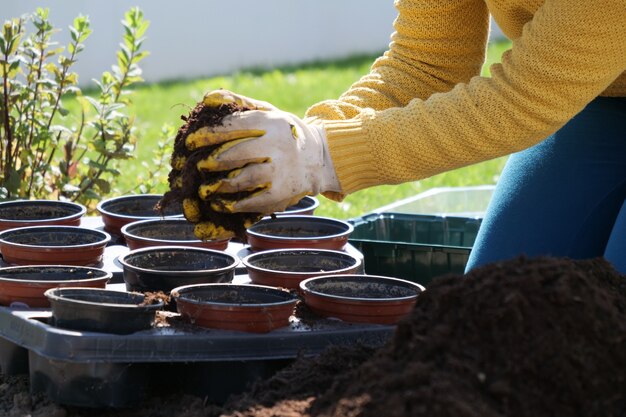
xmin=0 ymin=7 xmax=150 ymax=205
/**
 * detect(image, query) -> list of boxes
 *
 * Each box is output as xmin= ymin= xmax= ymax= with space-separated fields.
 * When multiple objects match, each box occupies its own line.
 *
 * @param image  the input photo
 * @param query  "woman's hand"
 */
xmin=185 ymin=89 xmax=340 ymax=215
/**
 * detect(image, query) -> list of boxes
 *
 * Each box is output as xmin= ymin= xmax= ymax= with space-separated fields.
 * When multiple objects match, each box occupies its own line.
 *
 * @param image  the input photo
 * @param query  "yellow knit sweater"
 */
xmin=306 ymin=0 xmax=626 ymax=200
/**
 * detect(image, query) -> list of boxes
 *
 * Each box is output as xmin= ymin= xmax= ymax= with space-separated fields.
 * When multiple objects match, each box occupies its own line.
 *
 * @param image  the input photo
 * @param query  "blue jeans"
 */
xmin=465 ymin=97 xmax=626 ymax=273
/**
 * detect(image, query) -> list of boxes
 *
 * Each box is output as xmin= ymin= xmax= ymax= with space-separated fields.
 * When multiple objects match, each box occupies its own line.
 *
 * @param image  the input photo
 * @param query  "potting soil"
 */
xmin=159 ymin=101 xmax=263 ymax=240
xmin=1 ymin=255 xmax=624 ymax=416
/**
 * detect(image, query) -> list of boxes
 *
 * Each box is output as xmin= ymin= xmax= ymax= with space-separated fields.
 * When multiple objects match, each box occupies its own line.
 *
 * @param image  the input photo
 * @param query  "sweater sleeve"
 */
xmin=310 ymin=0 xmax=626 ymax=199
xmin=306 ymin=0 xmax=490 ymax=120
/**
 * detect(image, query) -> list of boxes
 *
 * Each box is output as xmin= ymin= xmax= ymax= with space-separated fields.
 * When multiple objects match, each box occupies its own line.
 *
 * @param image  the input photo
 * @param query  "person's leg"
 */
xmin=603 ymin=198 xmax=626 ymax=273
xmin=465 ymin=97 xmax=626 ymax=273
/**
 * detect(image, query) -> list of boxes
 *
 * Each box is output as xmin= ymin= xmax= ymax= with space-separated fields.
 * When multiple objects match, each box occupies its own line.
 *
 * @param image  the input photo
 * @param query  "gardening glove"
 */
xmin=186 ymin=89 xmax=341 ymax=214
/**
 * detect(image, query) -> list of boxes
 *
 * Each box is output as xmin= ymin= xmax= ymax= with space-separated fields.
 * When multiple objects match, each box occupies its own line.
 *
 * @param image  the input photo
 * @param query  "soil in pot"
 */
xmin=299 ymin=275 xmax=424 ymax=324
xmin=171 ymin=283 xmax=299 ymax=333
xmin=121 ymin=218 xmax=230 ymax=251
xmin=0 ymin=200 xmax=85 ymax=231
xmin=242 ymin=249 xmax=362 ymax=289
xmin=0 ymin=265 xmax=111 ymax=307
xmin=158 ymin=101 xmax=263 ymax=241
xmin=0 ymin=226 xmax=110 ymax=266
xmin=96 ymin=194 xmax=183 ymax=237
xmin=245 ymin=216 xmax=353 ymax=251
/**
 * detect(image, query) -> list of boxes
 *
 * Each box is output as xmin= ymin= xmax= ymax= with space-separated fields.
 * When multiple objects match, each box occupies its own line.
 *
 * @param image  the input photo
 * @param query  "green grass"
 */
xmin=89 ymin=40 xmax=512 ymax=219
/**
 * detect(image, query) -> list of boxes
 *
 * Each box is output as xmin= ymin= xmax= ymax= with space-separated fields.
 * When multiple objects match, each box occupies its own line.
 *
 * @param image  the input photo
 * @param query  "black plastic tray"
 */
xmin=0 ymin=303 xmax=392 ymax=407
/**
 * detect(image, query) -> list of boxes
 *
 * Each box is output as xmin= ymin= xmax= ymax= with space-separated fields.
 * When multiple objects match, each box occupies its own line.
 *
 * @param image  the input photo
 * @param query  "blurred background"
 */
xmin=4 ymin=1 xmax=505 ymax=85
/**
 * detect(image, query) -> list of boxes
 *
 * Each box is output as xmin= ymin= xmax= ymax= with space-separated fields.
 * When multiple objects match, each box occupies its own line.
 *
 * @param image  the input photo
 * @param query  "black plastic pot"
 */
xmin=118 ymin=246 xmax=238 ymax=293
xmin=44 ymin=287 xmax=164 ymax=335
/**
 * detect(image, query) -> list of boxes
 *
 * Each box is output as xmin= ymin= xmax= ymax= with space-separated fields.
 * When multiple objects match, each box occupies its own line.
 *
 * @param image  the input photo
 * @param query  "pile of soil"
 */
xmin=158 ymin=101 xmax=263 ymax=240
xmin=1 ymin=255 xmax=624 ymax=416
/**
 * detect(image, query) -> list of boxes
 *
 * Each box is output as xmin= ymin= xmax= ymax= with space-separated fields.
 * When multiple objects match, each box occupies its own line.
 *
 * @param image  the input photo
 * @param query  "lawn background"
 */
xmin=83 ymin=40 xmax=512 ymax=220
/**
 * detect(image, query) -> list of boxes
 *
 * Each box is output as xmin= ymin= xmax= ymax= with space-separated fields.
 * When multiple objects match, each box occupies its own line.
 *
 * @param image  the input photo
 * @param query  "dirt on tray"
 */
xmin=1 ymin=255 xmax=625 ymax=417
xmin=158 ymin=100 xmax=263 ymax=241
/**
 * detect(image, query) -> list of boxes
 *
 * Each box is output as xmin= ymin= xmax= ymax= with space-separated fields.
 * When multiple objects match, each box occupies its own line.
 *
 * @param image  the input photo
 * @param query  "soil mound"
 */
xmin=221 ymin=255 xmax=626 ymax=417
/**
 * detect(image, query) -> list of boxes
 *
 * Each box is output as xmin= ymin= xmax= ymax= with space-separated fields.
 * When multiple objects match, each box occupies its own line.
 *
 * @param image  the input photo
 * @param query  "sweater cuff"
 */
xmin=320 ymin=118 xmax=379 ymax=201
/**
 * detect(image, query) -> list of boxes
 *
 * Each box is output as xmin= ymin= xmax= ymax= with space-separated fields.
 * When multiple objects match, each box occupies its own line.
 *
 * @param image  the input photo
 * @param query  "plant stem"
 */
xmin=1 ymin=55 xmax=14 ymax=191
xmin=25 ymin=28 xmax=47 ymax=153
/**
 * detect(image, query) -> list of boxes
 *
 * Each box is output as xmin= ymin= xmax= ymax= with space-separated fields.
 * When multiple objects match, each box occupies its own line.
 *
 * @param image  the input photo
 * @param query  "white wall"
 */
xmin=3 ymin=1 xmax=505 ymax=85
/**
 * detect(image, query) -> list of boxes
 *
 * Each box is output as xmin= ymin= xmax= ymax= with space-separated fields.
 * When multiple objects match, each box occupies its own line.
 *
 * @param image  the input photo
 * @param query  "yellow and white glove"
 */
xmin=187 ymin=90 xmax=341 ymax=214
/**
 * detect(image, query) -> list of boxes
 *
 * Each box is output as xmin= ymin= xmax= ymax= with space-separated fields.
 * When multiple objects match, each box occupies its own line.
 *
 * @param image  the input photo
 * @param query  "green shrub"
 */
xmin=0 ymin=7 xmax=159 ymax=207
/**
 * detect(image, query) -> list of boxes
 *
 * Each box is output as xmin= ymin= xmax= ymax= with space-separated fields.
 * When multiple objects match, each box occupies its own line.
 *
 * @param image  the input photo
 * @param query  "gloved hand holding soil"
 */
xmin=159 ymin=90 xmax=341 ymax=241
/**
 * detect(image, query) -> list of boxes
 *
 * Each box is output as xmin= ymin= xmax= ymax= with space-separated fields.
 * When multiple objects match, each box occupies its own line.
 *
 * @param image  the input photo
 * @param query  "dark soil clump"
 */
xmin=159 ymin=101 xmax=263 ymax=240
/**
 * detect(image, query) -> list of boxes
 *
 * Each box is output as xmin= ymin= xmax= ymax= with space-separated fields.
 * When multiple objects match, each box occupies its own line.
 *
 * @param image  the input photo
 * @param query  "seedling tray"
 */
xmin=0 ymin=302 xmax=393 ymax=407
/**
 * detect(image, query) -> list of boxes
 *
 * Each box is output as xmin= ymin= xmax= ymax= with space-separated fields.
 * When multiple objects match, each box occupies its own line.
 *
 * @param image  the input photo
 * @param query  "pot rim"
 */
xmin=242 ymin=248 xmax=362 ymax=276
xmin=44 ymin=286 xmax=164 ymax=310
xmin=0 ymin=199 xmax=86 ymax=225
xmin=0 ymin=226 xmax=111 ymax=249
xmin=171 ymin=283 xmax=298 ymax=308
xmin=0 ymin=265 xmax=112 ymax=284
xmin=246 ymin=215 xmax=354 ymax=241
xmin=96 ymin=194 xmax=183 ymax=221
xmin=299 ymin=274 xmax=425 ymax=303
xmin=120 ymin=218 xmax=229 ymax=245
xmin=118 ymin=245 xmax=239 ymax=276
xmin=275 ymin=196 xmax=320 ymax=215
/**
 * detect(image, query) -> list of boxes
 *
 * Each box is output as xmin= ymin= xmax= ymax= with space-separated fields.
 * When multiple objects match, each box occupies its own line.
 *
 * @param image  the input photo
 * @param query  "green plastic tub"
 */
xmin=348 ymin=213 xmax=482 ymax=286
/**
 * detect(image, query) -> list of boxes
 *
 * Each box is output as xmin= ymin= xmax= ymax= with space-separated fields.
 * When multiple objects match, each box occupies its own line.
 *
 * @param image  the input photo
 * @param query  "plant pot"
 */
xmin=0 ymin=265 xmax=111 ymax=308
xmin=242 ymin=248 xmax=362 ymax=290
xmin=299 ymin=274 xmax=425 ymax=325
xmin=121 ymin=218 xmax=229 ymax=251
xmin=275 ymin=196 xmax=319 ymax=216
xmin=0 ymin=226 xmax=111 ymax=266
xmin=245 ymin=215 xmax=354 ymax=252
xmin=96 ymin=194 xmax=183 ymax=237
xmin=171 ymin=283 xmax=298 ymax=333
xmin=45 ymin=287 xmax=164 ymax=334
xmin=0 ymin=200 xmax=86 ymax=232
xmin=118 ymin=246 xmax=238 ymax=293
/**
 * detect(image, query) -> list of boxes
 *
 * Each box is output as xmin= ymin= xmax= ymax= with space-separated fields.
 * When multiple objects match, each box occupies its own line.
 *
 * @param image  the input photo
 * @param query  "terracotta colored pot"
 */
xmin=118 ymin=246 xmax=238 ymax=293
xmin=171 ymin=283 xmax=298 ymax=333
xmin=0 ymin=265 xmax=111 ymax=308
xmin=0 ymin=200 xmax=86 ymax=232
xmin=275 ymin=196 xmax=319 ymax=216
xmin=96 ymin=194 xmax=183 ymax=237
xmin=0 ymin=226 xmax=111 ymax=266
xmin=121 ymin=218 xmax=229 ymax=251
xmin=245 ymin=215 xmax=354 ymax=252
xmin=300 ymin=274 xmax=425 ymax=325
xmin=45 ymin=287 xmax=164 ymax=334
xmin=242 ymin=248 xmax=362 ymax=290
